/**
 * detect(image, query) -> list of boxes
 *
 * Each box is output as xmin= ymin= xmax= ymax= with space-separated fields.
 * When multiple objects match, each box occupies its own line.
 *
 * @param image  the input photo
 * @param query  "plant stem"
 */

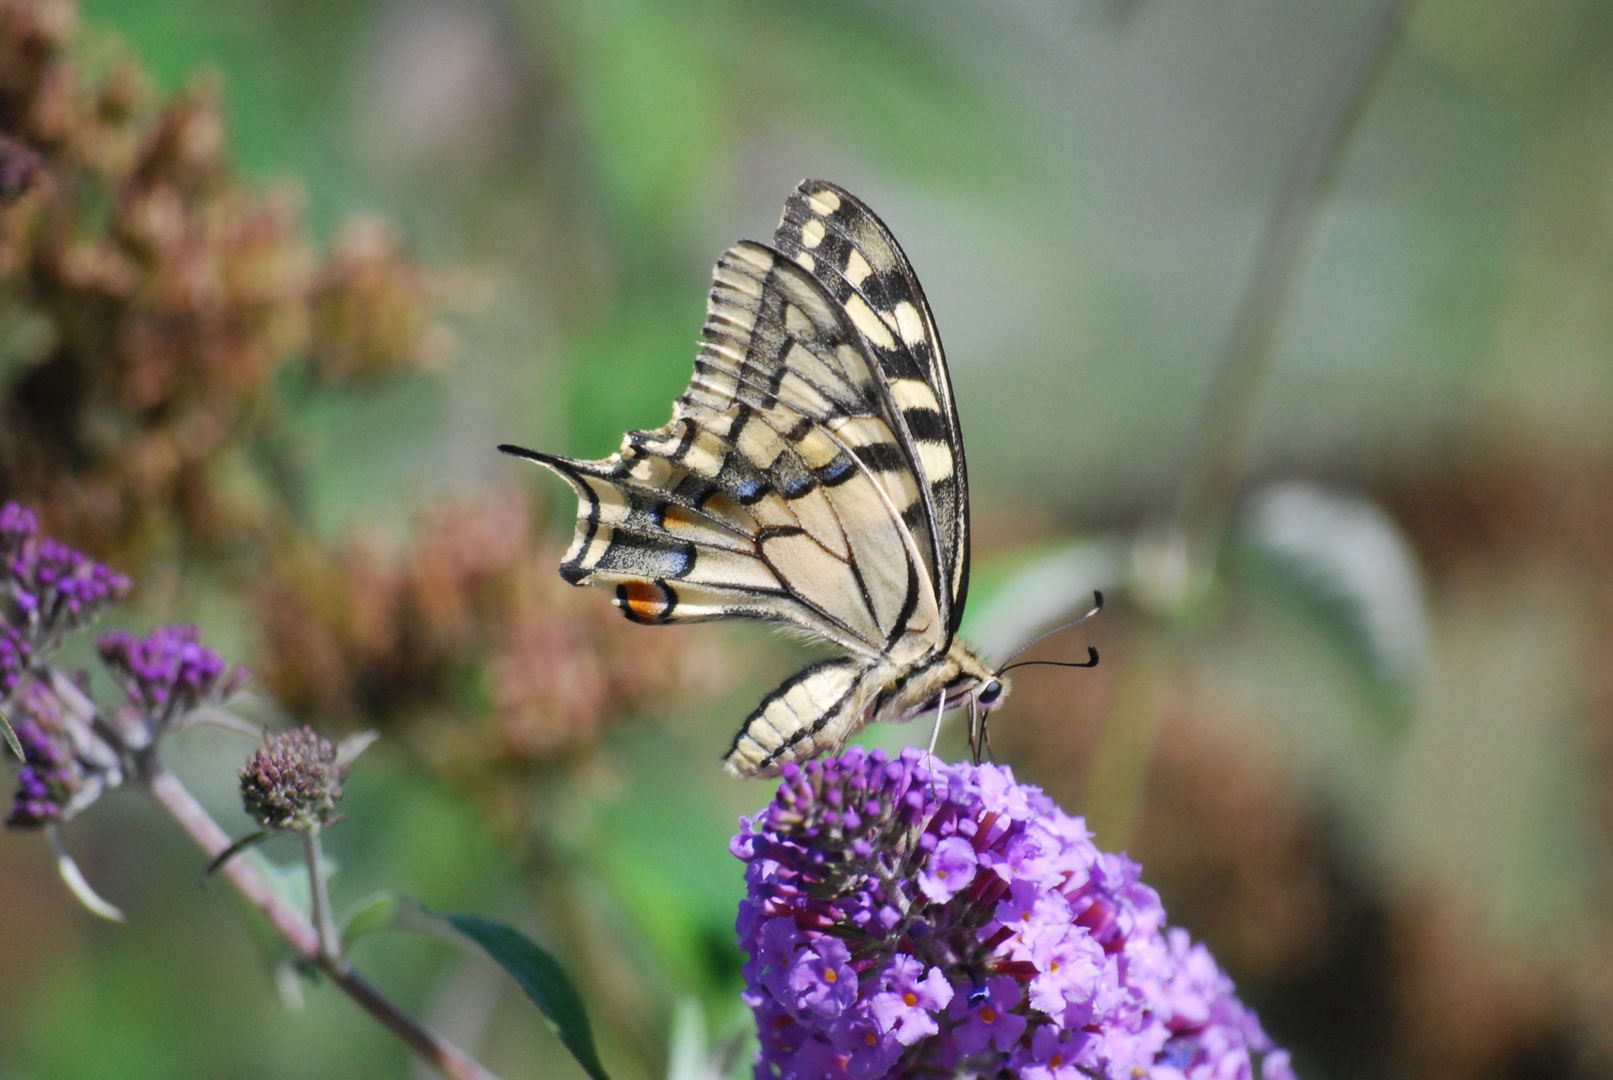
xmin=1081 ymin=630 xmax=1179 ymax=849
xmin=142 ymin=763 xmax=504 ymax=1080
xmin=1168 ymin=0 xmax=1420 ymax=573
xmin=304 ymin=828 xmax=341 ymax=960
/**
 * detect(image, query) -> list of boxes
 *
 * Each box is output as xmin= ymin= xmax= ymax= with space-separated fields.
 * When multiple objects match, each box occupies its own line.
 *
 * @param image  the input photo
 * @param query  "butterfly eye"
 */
xmin=978 ymin=679 xmax=1003 ymax=706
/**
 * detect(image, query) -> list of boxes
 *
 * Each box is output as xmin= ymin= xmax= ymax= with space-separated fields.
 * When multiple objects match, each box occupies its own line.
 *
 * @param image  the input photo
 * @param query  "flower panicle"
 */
xmin=1 ymin=501 xmax=131 ymax=649
xmin=97 ymin=624 xmax=247 ymax=729
xmin=5 ymin=678 xmax=122 ymax=828
xmin=734 ymin=748 xmax=1295 ymax=1080
xmin=2 ymin=503 xmax=251 ymax=829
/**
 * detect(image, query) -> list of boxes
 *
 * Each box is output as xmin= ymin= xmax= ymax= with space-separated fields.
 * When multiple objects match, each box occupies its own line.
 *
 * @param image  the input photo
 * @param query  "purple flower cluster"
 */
xmin=1 ymin=504 xmax=256 ymax=830
xmin=6 ymin=711 xmax=74 ymax=827
xmin=732 ymin=748 xmax=1294 ymax=1080
xmin=98 ymin=625 xmax=246 ymax=727
xmin=0 ymin=501 xmax=37 ymax=555
xmin=3 ymin=679 xmax=119 ymax=828
xmin=1 ymin=502 xmax=130 ymax=645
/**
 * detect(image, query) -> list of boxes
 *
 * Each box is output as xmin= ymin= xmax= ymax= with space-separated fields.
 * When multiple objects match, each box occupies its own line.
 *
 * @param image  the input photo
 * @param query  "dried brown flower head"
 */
xmin=253 ymin=491 xmax=727 ymax=784
xmin=0 ymin=0 xmax=448 ymax=563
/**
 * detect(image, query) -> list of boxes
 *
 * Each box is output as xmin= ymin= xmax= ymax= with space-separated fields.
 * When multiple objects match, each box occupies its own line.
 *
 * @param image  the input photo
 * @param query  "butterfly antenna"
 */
xmin=1000 ymin=647 xmax=1100 ymax=674
xmin=994 ymin=590 xmax=1104 ymax=672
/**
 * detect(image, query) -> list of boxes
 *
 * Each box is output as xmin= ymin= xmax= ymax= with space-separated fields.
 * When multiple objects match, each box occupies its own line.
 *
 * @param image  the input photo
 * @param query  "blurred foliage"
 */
xmin=0 ymin=0 xmax=444 ymax=561
xmin=4 ymin=0 xmax=1613 ymax=1079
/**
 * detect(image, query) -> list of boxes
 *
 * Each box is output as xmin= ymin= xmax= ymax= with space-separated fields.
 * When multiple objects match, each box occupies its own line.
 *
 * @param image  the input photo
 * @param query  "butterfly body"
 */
xmin=504 ymin=181 xmax=1003 ymax=777
xmin=722 ymin=637 xmax=1003 ymax=778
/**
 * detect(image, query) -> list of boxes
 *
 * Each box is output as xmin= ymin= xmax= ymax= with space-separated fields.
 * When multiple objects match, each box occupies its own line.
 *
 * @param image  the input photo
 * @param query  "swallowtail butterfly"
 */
xmin=503 ymin=180 xmax=1014 ymax=777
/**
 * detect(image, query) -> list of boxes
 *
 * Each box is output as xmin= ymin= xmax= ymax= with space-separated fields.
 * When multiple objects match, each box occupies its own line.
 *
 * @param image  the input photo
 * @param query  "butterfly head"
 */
xmin=941 ymin=636 xmax=1009 ymax=714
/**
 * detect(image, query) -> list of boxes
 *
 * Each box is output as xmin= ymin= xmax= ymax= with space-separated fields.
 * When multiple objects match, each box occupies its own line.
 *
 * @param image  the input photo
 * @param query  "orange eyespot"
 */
xmin=619 ymin=581 xmax=671 ymax=622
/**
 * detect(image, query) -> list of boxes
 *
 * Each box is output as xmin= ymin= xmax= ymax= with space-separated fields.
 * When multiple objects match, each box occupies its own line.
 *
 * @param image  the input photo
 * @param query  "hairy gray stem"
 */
xmin=1168 ymin=0 xmax=1420 ymax=570
xmin=142 ymin=764 xmax=502 ymax=1080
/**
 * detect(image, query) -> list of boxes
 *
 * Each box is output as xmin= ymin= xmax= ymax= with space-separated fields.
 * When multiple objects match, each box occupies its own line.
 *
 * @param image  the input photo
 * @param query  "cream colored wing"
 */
xmin=502 ymin=240 xmax=944 ymax=665
xmin=773 ymin=180 xmax=972 ymax=638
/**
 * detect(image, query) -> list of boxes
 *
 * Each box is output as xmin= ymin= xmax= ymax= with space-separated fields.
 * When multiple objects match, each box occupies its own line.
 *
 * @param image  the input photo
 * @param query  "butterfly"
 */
xmin=502 ymin=180 xmax=1092 ymax=777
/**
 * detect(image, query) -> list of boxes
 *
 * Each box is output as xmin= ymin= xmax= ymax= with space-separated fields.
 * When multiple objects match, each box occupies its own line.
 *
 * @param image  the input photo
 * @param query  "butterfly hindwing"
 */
xmin=512 ymin=238 xmax=945 ymax=665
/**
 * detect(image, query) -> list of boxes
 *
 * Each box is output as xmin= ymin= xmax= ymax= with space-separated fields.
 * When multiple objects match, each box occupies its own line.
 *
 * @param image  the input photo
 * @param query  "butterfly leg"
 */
xmin=965 ymin=697 xmax=979 ymax=763
xmin=926 ymin=689 xmax=946 ymax=759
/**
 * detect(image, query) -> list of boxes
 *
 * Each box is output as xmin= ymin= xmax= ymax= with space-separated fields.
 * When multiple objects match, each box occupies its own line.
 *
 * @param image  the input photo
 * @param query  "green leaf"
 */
xmin=252 ymin=850 xmax=313 ymax=922
xmin=47 ymin=824 xmax=125 ymax=922
xmin=0 ymin=708 xmax=22 ymax=763
xmin=444 ymin=913 xmax=611 ymax=1080
xmin=337 ymin=890 xmax=403 ymax=951
xmin=1232 ymin=481 xmax=1430 ymax=729
xmin=334 ymin=730 xmax=380 ymax=768
xmin=202 ymin=830 xmax=271 ymax=882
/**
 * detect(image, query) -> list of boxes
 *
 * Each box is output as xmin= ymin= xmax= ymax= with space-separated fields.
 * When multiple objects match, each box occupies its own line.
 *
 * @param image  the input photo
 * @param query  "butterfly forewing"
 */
xmin=773 ymin=181 xmax=971 ymax=634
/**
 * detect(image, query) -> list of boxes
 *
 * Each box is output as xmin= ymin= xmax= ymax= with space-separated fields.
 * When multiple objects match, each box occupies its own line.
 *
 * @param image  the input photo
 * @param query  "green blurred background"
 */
xmin=4 ymin=0 xmax=1613 ymax=1077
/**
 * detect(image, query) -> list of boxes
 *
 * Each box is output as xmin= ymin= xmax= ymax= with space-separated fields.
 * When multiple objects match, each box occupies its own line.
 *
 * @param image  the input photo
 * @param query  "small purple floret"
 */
xmin=5 ymin=715 xmax=72 ymax=827
xmin=917 ymin=834 xmax=977 ymax=903
xmin=734 ymin=748 xmax=1291 ymax=1080
xmin=0 ymin=626 xmax=31 ymax=700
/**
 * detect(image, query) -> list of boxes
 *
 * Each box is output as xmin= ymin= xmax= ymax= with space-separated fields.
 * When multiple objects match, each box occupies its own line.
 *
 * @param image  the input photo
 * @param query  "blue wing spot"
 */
xmin=734 ymin=476 xmax=768 ymax=505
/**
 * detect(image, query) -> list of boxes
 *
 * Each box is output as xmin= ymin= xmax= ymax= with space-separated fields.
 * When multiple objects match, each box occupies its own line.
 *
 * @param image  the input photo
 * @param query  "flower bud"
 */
xmin=239 ymin=726 xmax=347 ymax=832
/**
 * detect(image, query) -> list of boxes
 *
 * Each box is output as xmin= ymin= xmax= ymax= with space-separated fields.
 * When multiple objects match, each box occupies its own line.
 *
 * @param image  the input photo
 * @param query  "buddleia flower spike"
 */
xmin=733 ymin=748 xmax=1295 ymax=1080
